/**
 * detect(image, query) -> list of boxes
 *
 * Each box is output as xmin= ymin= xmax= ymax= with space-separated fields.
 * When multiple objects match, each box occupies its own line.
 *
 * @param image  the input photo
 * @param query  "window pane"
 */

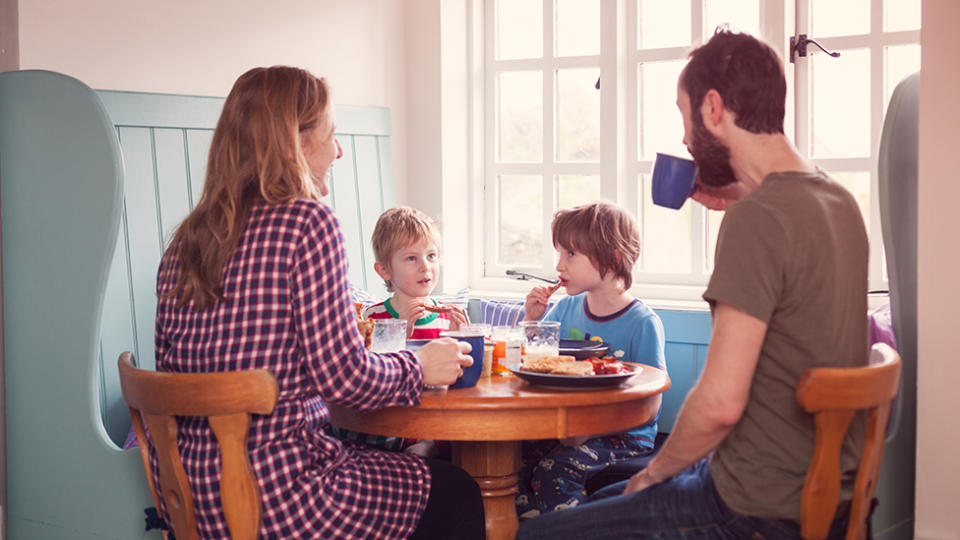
xmin=639 ymin=60 xmax=687 ymax=161
xmin=885 ymin=45 xmax=920 ymax=111
xmin=558 ymin=175 xmax=601 ymax=210
xmin=556 ymin=0 xmax=599 ymax=56
xmin=812 ymin=0 xmax=870 ymax=37
xmin=496 ymin=0 xmax=542 ymax=60
xmin=499 ymin=71 xmax=543 ymax=162
xmin=640 ymin=175 xmax=691 ymax=273
xmin=704 ymin=0 xmax=760 ymax=36
xmin=499 ymin=175 xmax=543 ymax=265
xmin=638 ymin=0 xmax=690 ymax=49
xmin=705 ymin=208 xmax=723 ymax=273
xmin=556 ymin=68 xmax=601 ymax=162
xmin=884 ymin=0 xmax=920 ymax=32
xmin=830 ymin=171 xmax=872 ymax=237
xmin=811 ymin=48 xmax=870 ymax=158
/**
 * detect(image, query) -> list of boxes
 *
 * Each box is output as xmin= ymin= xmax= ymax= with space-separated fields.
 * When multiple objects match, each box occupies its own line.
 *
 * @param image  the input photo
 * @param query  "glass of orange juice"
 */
xmin=491 ymin=326 xmax=523 ymax=374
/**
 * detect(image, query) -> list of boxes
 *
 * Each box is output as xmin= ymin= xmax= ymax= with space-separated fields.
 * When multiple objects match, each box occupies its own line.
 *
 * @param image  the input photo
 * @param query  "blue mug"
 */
xmin=440 ymin=330 xmax=485 ymax=389
xmin=651 ymin=153 xmax=698 ymax=209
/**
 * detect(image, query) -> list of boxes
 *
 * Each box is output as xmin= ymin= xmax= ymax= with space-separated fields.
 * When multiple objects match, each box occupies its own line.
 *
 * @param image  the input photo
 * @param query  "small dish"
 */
xmin=558 ymin=339 xmax=611 ymax=360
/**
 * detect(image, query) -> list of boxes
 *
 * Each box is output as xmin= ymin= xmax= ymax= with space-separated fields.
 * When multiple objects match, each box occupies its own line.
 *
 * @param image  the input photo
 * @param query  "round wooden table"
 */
xmin=329 ymin=367 xmax=670 ymax=540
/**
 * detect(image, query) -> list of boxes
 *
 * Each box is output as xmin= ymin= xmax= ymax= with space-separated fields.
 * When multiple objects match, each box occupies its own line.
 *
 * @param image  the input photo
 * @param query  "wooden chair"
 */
xmin=797 ymin=342 xmax=902 ymax=540
xmin=118 ymin=352 xmax=279 ymax=540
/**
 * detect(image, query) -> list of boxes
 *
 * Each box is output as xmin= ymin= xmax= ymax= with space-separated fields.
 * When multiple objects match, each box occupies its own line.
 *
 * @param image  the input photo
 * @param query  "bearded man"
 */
xmin=517 ymin=29 xmax=869 ymax=540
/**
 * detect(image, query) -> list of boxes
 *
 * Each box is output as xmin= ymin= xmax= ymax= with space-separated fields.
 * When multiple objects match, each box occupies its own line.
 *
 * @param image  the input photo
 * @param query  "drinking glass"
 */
xmin=491 ymin=326 xmax=524 ymax=373
xmin=370 ymin=319 xmax=408 ymax=353
xmin=461 ymin=323 xmax=493 ymax=340
xmin=519 ymin=320 xmax=561 ymax=359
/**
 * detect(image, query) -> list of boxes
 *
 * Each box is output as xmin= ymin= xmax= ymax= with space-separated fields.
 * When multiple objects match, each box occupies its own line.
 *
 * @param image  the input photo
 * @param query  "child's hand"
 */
xmin=559 ymin=435 xmax=590 ymax=447
xmin=447 ymin=305 xmax=470 ymax=330
xmin=393 ymin=297 xmax=428 ymax=337
xmin=523 ymin=284 xmax=559 ymax=321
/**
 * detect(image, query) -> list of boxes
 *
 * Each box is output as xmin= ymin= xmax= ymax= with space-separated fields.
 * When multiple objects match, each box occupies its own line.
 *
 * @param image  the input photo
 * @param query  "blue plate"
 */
xmin=559 ymin=339 xmax=610 ymax=360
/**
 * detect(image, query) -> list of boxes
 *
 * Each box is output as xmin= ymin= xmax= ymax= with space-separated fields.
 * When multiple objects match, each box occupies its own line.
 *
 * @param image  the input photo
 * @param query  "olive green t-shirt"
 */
xmin=704 ymin=170 xmax=869 ymax=520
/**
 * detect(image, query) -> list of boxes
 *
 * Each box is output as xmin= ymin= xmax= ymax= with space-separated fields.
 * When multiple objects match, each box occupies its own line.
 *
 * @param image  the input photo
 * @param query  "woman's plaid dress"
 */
xmin=153 ymin=199 xmax=431 ymax=538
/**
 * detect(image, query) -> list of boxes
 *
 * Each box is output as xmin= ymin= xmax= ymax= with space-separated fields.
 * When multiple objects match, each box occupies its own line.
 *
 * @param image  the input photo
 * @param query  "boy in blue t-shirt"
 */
xmin=517 ymin=201 xmax=666 ymax=517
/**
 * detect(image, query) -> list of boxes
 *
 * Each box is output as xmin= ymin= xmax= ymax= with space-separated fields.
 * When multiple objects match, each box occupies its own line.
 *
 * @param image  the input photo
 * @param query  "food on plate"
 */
xmin=588 ymin=356 xmax=628 ymax=375
xmin=522 ymin=355 xmax=593 ymax=376
xmin=354 ymin=303 xmax=375 ymax=349
xmin=423 ymin=303 xmax=455 ymax=314
xmin=520 ymin=354 xmax=632 ymax=376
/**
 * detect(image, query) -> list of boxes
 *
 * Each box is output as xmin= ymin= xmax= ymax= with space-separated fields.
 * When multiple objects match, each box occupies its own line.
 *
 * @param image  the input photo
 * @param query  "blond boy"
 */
xmin=363 ymin=206 xmax=468 ymax=338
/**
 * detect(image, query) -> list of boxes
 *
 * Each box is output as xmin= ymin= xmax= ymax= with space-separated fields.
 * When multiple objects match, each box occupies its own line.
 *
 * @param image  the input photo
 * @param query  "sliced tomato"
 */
xmin=589 ymin=357 xmax=624 ymax=375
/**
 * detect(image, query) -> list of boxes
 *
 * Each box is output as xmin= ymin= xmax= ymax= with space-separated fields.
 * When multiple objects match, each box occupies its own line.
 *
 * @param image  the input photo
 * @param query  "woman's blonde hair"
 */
xmin=168 ymin=66 xmax=330 ymax=309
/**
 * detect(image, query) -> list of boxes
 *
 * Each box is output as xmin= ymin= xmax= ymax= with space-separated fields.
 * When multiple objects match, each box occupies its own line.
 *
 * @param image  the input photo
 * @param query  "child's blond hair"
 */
xmin=552 ymin=201 xmax=640 ymax=290
xmin=371 ymin=206 xmax=441 ymax=292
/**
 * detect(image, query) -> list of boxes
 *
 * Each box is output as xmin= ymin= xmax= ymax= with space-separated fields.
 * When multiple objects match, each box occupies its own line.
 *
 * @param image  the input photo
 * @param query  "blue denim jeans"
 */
xmin=516 ymin=457 xmax=841 ymax=540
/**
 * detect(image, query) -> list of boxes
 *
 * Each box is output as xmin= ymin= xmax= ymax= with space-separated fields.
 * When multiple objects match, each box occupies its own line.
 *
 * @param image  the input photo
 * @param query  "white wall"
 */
xmin=16 ymin=0 xmax=410 ymax=200
xmin=916 ymin=1 xmax=960 ymax=538
xmin=403 ymin=0 xmax=474 ymax=293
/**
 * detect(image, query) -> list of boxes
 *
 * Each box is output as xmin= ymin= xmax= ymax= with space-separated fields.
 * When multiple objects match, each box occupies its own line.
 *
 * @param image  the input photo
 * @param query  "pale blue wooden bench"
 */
xmin=94 ymin=88 xmax=397 ymax=447
xmin=0 ymin=69 xmax=398 ymax=539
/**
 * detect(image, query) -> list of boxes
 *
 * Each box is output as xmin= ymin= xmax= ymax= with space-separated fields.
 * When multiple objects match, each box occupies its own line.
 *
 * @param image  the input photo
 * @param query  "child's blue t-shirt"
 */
xmin=543 ymin=293 xmax=666 ymax=447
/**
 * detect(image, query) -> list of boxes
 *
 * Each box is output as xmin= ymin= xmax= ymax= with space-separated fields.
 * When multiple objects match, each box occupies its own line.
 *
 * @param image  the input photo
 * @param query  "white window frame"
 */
xmin=793 ymin=0 xmax=920 ymax=292
xmin=469 ymin=0 xmax=913 ymax=303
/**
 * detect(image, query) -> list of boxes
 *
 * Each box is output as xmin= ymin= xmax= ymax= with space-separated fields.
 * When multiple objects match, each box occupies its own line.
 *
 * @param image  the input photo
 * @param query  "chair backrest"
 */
xmin=117 ymin=352 xmax=279 ymax=540
xmin=796 ymin=342 xmax=902 ymax=540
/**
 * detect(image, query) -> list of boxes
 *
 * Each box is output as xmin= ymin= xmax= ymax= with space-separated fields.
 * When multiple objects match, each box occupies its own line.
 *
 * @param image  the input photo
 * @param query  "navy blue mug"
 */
xmin=440 ymin=330 xmax=484 ymax=389
xmin=651 ymin=153 xmax=698 ymax=209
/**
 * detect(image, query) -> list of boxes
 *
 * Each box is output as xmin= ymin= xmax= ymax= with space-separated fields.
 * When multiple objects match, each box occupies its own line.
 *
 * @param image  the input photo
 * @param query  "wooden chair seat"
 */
xmin=797 ymin=342 xmax=902 ymax=540
xmin=118 ymin=352 xmax=279 ymax=540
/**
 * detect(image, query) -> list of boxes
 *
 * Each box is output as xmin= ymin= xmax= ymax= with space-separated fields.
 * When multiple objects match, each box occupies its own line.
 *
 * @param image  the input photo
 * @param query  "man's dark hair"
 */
xmin=681 ymin=28 xmax=786 ymax=134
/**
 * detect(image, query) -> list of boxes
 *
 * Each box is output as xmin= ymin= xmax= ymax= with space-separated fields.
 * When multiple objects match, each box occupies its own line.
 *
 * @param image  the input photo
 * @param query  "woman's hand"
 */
xmin=523 ymin=285 xmax=555 ymax=321
xmin=415 ymin=338 xmax=474 ymax=386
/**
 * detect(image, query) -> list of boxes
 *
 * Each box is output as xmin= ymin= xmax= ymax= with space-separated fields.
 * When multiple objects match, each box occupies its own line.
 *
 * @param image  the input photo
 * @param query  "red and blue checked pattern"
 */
xmin=153 ymin=199 xmax=430 ymax=539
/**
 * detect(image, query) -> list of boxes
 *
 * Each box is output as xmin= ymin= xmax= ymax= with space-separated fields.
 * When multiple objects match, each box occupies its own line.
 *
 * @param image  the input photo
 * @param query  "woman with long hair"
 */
xmin=154 ymin=66 xmax=484 ymax=539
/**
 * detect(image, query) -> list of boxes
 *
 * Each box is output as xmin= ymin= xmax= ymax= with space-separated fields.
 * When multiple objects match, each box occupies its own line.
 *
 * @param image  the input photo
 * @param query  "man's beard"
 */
xmin=690 ymin=121 xmax=737 ymax=187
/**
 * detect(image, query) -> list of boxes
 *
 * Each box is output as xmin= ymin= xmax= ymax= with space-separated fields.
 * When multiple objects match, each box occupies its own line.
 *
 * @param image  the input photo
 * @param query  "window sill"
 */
xmin=464 ymin=287 xmax=711 ymax=313
xmin=464 ymin=288 xmax=890 ymax=315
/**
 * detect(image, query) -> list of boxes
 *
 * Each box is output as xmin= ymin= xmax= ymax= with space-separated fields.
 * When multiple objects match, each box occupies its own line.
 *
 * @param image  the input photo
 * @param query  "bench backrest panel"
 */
xmin=96 ymin=90 xmax=396 ymax=445
xmin=1 ymin=69 xmax=154 ymax=540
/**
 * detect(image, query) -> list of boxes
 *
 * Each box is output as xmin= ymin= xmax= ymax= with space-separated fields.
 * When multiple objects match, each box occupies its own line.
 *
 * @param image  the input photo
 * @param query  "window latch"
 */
xmin=790 ymin=34 xmax=841 ymax=63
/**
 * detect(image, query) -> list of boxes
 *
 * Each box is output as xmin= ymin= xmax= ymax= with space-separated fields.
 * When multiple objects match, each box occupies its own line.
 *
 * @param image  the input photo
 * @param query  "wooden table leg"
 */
xmin=453 ymin=441 xmax=522 ymax=540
